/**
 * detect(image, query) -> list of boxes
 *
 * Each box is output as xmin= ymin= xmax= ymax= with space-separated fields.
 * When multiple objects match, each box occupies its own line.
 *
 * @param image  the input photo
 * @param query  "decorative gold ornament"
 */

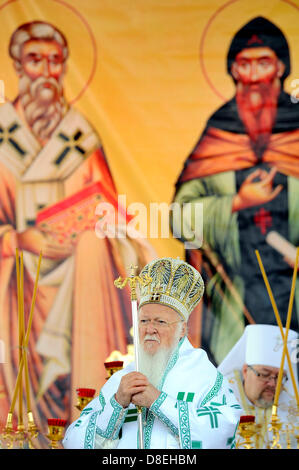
xmin=114 ymin=264 xmax=152 ymax=301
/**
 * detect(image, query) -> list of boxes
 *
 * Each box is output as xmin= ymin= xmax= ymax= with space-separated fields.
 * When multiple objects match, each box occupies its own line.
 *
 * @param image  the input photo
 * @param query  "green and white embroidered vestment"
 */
xmin=63 ymin=337 xmax=242 ymax=449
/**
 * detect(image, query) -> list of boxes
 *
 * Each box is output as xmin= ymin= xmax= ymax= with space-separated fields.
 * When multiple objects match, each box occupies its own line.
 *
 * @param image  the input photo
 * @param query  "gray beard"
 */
xmin=255 ymin=397 xmax=273 ymax=409
xmin=19 ymin=74 xmax=67 ymax=141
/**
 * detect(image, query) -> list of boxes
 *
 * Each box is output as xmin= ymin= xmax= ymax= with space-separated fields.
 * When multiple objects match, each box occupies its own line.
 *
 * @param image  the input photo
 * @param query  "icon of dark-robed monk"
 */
xmin=172 ymin=17 xmax=299 ymax=365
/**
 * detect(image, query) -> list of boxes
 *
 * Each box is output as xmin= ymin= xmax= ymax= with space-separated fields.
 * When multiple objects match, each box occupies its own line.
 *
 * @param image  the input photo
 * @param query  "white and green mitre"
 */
xmin=138 ymin=257 xmax=204 ymax=321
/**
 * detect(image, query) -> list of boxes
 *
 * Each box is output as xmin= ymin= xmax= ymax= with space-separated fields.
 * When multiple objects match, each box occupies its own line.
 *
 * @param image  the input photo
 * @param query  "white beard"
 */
xmin=138 ymin=324 xmax=183 ymax=388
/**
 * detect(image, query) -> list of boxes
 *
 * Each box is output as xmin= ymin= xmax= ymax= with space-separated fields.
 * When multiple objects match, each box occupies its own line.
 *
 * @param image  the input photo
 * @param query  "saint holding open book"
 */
xmin=0 ymin=20 xmax=155 ymax=447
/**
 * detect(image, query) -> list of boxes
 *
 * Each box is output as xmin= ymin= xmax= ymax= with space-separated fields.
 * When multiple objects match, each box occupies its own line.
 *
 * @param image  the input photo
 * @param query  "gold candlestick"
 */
xmin=269 ymin=407 xmax=282 ymax=449
xmin=1 ymin=412 xmax=14 ymax=448
xmin=46 ymin=419 xmax=67 ymax=449
xmin=75 ymin=388 xmax=96 ymax=412
xmin=27 ymin=411 xmax=38 ymax=438
xmin=284 ymin=424 xmax=293 ymax=449
xmin=237 ymin=415 xmax=256 ymax=449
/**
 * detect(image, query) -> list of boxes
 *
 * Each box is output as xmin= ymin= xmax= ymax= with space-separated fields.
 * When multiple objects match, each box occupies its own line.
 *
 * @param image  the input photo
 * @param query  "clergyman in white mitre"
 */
xmin=218 ymin=324 xmax=298 ymax=448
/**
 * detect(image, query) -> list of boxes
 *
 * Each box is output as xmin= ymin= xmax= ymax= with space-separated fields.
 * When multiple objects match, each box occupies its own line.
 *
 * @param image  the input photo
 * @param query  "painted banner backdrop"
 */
xmin=0 ymin=0 xmax=298 ymax=447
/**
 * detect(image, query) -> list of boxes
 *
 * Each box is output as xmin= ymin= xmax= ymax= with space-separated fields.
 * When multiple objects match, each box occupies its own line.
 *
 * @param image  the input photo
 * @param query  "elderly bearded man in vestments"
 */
xmin=63 ymin=257 xmax=242 ymax=450
xmin=218 ymin=324 xmax=299 ymax=448
xmin=0 ymin=21 xmax=155 ymax=446
xmin=172 ymin=17 xmax=299 ymax=365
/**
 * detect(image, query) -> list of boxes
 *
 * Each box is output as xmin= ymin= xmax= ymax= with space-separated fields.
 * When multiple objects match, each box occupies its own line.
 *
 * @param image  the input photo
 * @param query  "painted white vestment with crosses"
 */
xmin=63 ymin=337 xmax=242 ymax=449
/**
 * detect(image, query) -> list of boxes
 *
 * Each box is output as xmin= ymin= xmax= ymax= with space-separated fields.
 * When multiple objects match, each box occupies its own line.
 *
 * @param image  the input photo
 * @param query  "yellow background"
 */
xmin=1 ymin=0 xmax=298 ymax=258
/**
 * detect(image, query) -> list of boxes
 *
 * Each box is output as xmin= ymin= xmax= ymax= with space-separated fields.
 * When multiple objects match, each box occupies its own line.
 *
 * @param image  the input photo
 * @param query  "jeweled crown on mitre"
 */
xmin=138 ymin=257 xmax=204 ymax=321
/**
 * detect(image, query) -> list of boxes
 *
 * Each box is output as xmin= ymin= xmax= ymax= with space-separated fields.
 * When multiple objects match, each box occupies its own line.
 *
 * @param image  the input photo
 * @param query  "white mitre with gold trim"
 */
xmin=138 ymin=257 xmax=204 ymax=321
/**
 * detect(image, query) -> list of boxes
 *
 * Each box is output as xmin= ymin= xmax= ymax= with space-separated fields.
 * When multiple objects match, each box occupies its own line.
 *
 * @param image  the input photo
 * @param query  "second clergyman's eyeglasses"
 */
xmin=248 ymin=365 xmax=288 ymax=384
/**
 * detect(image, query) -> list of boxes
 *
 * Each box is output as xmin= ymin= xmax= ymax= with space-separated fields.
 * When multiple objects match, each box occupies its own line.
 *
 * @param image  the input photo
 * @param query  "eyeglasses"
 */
xmin=139 ymin=318 xmax=182 ymax=329
xmin=248 ymin=365 xmax=288 ymax=385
